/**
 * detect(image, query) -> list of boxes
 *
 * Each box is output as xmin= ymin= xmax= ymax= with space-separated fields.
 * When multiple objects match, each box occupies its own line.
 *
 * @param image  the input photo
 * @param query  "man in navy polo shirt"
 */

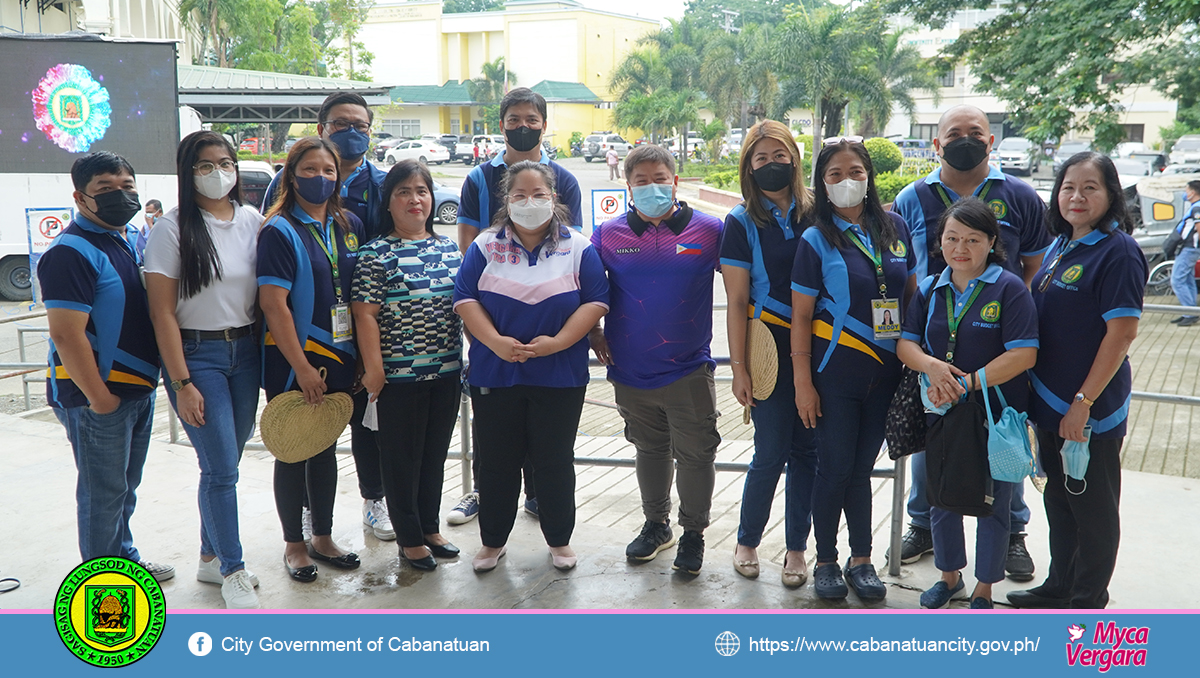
xmin=39 ymin=151 xmax=172 ymax=581
xmin=261 ymin=91 xmax=394 ymax=543
xmin=891 ymin=105 xmax=1052 ymax=580
xmin=449 ymin=87 xmax=583 ymax=525
xmin=588 ymin=144 xmax=723 ymax=574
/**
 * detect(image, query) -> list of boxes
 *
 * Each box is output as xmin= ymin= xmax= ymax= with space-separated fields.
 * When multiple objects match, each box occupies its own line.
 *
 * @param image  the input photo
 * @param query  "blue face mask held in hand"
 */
xmin=1061 ymin=425 xmax=1091 ymax=495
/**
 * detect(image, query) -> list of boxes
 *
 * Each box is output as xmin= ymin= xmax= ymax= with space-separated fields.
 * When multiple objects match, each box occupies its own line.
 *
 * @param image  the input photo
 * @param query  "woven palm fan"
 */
xmin=742 ymin=317 xmax=778 ymax=425
xmin=260 ymin=367 xmax=354 ymax=463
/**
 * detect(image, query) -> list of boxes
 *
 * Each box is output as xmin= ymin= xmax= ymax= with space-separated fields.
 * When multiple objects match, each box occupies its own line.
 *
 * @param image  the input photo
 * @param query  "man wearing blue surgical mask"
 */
xmin=588 ymin=144 xmax=724 ymax=575
xmin=260 ymin=91 xmax=394 ymax=545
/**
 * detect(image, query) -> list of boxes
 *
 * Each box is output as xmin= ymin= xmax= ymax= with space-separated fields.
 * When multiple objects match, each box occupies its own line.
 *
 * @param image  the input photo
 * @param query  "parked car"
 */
xmin=237 ymin=160 xmax=275 ymax=209
xmin=1162 ymin=163 xmax=1200 ymax=175
xmin=374 ymin=137 xmax=406 ymax=162
xmin=1169 ymin=135 xmax=1200 ymax=165
xmin=1112 ymin=141 xmax=1149 ymax=158
xmin=239 ymin=137 xmax=265 ymax=154
xmin=432 ymin=180 xmax=459 ymax=224
xmin=283 ymin=138 xmax=298 ymax=152
xmin=1112 ymin=157 xmax=1154 ymax=178
xmin=1052 ymin=140 xmax=1092 ymax=174
xmin=1128 ymin=151 xmax=1168 ymax=175
xmin=385 ymin=139 xmax=450 ymax=165
xmin=583 ymin=132 xmax=632 ymax=162
xmin=995 ymin=136 xmax=1040 ymax=175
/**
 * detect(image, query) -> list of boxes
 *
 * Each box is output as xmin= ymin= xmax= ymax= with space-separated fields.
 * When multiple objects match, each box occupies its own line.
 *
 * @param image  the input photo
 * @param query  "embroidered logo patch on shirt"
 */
xmin=676 ymin=243 xmax=703 ymax=255
xmin=1061 ymin=264 xmax=1084 ymax=284
xmin=980 ymin=300 xmax=1001 ymax=322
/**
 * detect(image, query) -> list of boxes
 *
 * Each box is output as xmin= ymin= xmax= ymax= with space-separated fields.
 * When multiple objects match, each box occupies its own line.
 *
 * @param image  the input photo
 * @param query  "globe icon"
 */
xmin=715 ymin=631 xmax=740 ymax=656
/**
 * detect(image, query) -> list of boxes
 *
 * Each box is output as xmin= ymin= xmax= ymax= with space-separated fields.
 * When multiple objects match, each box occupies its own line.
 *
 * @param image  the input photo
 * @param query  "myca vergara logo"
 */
xmin=1066 ymin=621 xmax=1148 ymax=672
xmin=55 ymin=557 xmax=166 ymax=668
xmin=1061 ymin=264 xmax=1084 ymax=284
xmin=889 ymin=240 xmax=907 ymax=257
xmin=989 ymin=199 xmax=1008 ymax=220
xmin=980 ymin=301 xmax=1001 ymax=322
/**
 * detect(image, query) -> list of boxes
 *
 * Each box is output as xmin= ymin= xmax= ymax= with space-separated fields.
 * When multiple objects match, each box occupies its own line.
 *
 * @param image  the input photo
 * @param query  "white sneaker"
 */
xmin=302 ymin=506 xmax=312 ymax=542
xmin=446 ymin=491 xmax=480 ymax=525
xmin=363 ymin=499 xmax=396 ymax=540
xmin=197 ymin=558 xmax=259 ymax=587
xmin=221 ymin=570 xmax=259 ymax=609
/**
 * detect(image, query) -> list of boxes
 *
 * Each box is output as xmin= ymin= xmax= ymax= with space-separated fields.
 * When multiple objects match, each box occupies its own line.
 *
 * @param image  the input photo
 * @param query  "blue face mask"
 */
xmin=630 ymin=182 xmax=675 ymax=219
xmin=294 ymin=175 xmax=337 ymax=205
xmin=329 ymin=127 xmax=370 ymax=160
xmin=1060 ymin=425 xmax=1091 ymax=495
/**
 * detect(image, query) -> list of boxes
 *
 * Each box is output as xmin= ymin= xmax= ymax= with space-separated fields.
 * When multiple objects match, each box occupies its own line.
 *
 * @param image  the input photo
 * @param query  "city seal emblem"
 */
xmin=55 ymin=558 xmax=165 ymax=668
xmin=1061 ymin=264 xmax=1084 ymax=284
xmin=980 ymin=301 xmax=1001 ymax=322
xmin=889 ymin=240 xmax=907 ymax=257
xmin=989 ymin=199 xmax=1007 ymax=220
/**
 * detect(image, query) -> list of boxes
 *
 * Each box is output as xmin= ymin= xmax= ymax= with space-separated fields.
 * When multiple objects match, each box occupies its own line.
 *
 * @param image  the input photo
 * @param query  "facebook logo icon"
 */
xmin=188 ymin=632 xmax=213 ymax=657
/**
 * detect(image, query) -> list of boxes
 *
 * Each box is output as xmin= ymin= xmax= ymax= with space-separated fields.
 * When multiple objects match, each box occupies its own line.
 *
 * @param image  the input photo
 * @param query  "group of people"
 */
xmin=41 ymin=87 xmax=1145 ymax=612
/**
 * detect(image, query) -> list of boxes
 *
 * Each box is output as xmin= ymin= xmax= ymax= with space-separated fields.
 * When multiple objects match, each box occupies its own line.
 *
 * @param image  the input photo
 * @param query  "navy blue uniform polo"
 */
xmin=892 ymin=165 xmax=1052 ymax=280
xmin=38 ymin=216 xmax=160 ymax=408
xmin=791 ymin=213 xmax=916 ymax=374
xmin=457 ymin=150 xmax=583 ymax=231
xmin=901 ymin=263 xmax=1039 ymax=421
xmin=721 ymin=198 xmax=809 ymax=328
xmin=263 ymin=160 xmax=388 ymax=240
xmin=1028 ymin=227 xmax=1148 ymax=438
xmin=257 ymin=206 xmax=365 ymax=399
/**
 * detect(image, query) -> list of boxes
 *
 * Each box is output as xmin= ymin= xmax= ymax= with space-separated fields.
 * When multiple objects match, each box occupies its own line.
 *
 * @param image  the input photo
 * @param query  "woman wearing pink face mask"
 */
xmin=453 ymin=161 xmax=609 ymax=574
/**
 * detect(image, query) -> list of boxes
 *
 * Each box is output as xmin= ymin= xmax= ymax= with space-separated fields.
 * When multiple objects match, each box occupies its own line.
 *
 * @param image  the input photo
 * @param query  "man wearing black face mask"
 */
xmin=38 ymin=152 xmax=172 ymax=581
xmin=890 ymin=104 xmax=1052 ymax=582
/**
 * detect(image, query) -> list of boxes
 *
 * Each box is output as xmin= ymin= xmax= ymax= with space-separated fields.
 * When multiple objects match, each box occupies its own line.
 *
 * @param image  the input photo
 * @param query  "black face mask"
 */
xmin=752 ymin=162 xmax=793 ymax=193
xmin=941 ymin=136 xmax=990 ymax=171
xmin=84 ymin=189 xmax=142 ymax=228
xmin=505 ymin=126 xmax=542 ymax=153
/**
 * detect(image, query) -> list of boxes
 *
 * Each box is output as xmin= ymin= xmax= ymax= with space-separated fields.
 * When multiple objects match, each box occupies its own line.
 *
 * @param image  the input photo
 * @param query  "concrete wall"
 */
xmin=2 ymin=0 xmax=196 ymax=63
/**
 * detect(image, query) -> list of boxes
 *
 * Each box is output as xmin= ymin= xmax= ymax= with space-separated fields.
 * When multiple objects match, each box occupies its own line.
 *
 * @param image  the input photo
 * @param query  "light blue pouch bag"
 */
xmin=980 ymin=370 xmax=1037 ymax=483
xmin=918 ymin=373 xmax=953 ymax=415
xmin=1061 ymin=425 xmax=1092 ymax=495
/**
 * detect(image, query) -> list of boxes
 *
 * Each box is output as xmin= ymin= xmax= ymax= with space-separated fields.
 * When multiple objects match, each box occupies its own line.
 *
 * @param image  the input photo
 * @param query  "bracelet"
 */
xmin=731 ymin=360 xmax=744 ymax=365
xmin=790 ymin=351 xmax=811 ymax=357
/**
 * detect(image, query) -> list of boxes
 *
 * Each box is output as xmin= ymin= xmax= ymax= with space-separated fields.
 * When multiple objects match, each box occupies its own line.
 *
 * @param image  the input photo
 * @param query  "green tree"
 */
xmin=855 ymin=28 xmax=941 ymax=138
xmin=324 ymin=0 xmax=376 ymax=81
xmin=683 ymin=0 xmax=822 ymax=33
xmin=864 ymin=137 xmax=902 ymax=174
xmin=465 ymin=57 xmax=515 ymax=133
xmin=443 ymin=0 xmax=503 ymax=12
xmin=698 ymin=118 xmax=727 ymax=163
xmin=699 ymin=24 xmax=778 ymax=132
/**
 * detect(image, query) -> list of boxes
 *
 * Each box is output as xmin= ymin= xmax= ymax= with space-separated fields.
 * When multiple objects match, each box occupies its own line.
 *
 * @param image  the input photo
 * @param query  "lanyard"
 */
xmin=305 ymin=221 xmax=343 ymax=303
xmin=943 ymin=282 xmax=987 ymax=363
xmin=934 ymin=179 xmax=993 ymax=208
xmin=845 ymin=228 xmax=889 ymax=298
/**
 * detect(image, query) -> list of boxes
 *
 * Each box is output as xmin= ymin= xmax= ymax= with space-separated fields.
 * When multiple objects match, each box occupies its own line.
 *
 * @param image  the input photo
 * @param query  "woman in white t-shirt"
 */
xmin=144 ymin=131 xmax=263 ymax=609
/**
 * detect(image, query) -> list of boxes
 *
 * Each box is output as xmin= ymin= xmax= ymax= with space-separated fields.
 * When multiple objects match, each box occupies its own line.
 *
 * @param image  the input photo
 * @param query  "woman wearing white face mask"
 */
xmin=144 ymin=131 xmax=264 ymax=608
xmin=453 ymin=161 xmax=610 ymax=573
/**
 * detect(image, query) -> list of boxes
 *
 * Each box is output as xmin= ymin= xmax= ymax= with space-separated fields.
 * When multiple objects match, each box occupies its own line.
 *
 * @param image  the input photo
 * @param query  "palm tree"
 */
xmin=179 ymin=0 xmax=237 ymax=67
xmin=700 ymin=23 xmax=778 ymax=134
xmin=855 ymin=29 xmax=942 ymax=138
xmin=466 ymin=57 xmax=516 ymax=133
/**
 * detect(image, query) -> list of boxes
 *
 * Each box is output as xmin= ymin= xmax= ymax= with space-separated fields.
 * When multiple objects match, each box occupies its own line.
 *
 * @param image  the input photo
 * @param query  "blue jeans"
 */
xmin=54 ymin=393 xmax=155 ymax=562
xmin=908 ymin=451 xmax=1030 ymax=533
xmin=737 ymin=361 xmax=818 ymax=552
xmin=1172 ymin=245 xmax=1200 ymax=312
xmin=165 ymin=335 xmax=260 ymax=577
xmin=931 ymin=480 xmax=1014 ymax=584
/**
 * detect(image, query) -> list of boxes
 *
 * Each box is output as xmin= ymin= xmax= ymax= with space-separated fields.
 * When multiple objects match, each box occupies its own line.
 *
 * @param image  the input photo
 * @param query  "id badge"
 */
xmin=871 ymin=298 xmax=901 ymax=340
xmin=331 ymin=304 xmax=353 ymax=342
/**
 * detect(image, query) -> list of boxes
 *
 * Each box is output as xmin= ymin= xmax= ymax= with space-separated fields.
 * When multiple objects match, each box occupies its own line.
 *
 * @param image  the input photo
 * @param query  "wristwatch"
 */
xmin=1074 ymin=392 xmax=1094 ymax=407
xmin=170 ymin=378 xmax=193 ymax=392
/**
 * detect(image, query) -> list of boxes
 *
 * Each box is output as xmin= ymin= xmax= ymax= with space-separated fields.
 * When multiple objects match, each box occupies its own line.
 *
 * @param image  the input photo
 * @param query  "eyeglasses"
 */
xmin=823 ymin=135 xmax=864 ymax=146
xmin=1037 ymin=246 xmax=1067 ymax=293
xmin=193 ymin=160 xmax=237 ymax=176
xmin=323 ymin=119 xmax=371 ymax=134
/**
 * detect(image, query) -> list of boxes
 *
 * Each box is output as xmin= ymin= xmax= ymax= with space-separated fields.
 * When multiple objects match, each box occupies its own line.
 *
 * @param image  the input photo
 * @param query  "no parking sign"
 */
xmin=26 ymin=207 xmax=73 ymax=303
xmin=591 ymin=189 xmax=627 ymax=227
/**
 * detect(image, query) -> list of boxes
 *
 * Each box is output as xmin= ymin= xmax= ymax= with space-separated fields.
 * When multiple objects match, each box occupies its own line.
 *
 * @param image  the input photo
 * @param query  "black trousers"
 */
xmin=471 ymin=384 xmax=585 ymax=548
xmin=350 ymin=389 xmax=385 ymax=500
xmin=274 ymin=445 xmax=337 ymax=543
xmin=1036 ymin=426 xmax=1123 ymax=609
xmin=471 ymin=419 xmax=537 ymax=499
xmin=375 ymin=377 xmax=461 ymax=547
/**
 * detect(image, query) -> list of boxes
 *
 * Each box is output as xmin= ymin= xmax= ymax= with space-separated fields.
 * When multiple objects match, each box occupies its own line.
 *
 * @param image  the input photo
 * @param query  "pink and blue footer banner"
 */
xmin=1 ymin=607 xmax=1196 ymax=675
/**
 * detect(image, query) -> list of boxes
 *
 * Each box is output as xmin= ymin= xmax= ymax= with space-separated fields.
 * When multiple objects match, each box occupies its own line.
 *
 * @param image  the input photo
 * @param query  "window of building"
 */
xmin=939 ymin=67 xmax=956 ymax=88
xmin=911 ymin=123 xmax=938 ymax=141
xmin=381 ymin=119 xmax=422 ymax=138
xmin=1122 ymin=124 xmax=1144 ymax=143
xmin=451 ymin=119 xmax=460 ymax=135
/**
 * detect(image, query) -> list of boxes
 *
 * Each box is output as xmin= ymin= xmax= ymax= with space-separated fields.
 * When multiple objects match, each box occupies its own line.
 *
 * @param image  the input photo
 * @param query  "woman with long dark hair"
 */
xmin=790 ymin=138 xmax=917 ymax=601
xmin=258 ymin=136 xmax=365 ymax=582
xmin=144 ymin=130 xmax=263 ymax=608
xmin=351 ymin=160 xmax=464 ymax=571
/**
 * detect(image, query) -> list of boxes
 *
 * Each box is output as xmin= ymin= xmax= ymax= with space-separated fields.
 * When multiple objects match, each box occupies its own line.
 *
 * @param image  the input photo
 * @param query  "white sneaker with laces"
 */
xmin=363 ymin=499 xmax=396 ymax=540
xmin=221 ymin=570 xmax=259 ymax=609
xmin=301 ymin=506 xmax=312 ymax=542
xmin=197 ymin=558 xmax=259 ymax=587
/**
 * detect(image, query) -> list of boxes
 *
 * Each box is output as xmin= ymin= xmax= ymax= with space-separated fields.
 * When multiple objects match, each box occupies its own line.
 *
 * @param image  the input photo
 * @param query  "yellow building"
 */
xmin=360 ymin=0 xmax=659 ymax=139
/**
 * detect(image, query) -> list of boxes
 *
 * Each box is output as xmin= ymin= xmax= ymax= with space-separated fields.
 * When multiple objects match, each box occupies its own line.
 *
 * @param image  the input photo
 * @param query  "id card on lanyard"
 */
xmin=846 ymin=228 xmax=899 ymax=340
xmin=307 ymin=221 xmax=353 ymax=343
xmin=943 ymin=282 xmax=986 ymax=364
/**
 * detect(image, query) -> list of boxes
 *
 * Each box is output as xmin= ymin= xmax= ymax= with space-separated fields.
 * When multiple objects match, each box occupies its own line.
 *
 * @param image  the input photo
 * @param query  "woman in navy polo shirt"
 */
xmin=790 ymin=138 xmax=917 ymax=601
xmin=1009 ymin=152 xmax=1147 ymax=610
xmin=258 ymin=137 xmax=365 ymax=582
xmin=721 ymin=119 xmax=818 ymax=587
xmin=897 ymin=198 xmax=1038 ymax=609
xmin=453 ymin=161 xmax=609 ymax=574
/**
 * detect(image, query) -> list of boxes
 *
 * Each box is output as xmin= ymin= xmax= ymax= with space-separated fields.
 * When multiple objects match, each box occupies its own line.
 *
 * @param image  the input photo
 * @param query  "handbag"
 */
xmin=925 ymin=387 xmax=994 ymax=517
xmin=979 ymin=370 xmax=1037 ymax=483
xmin=1163 ymin=229 xmax=1185 ymax=260
xmin=884 ymin=366 xmax=926 ymax=460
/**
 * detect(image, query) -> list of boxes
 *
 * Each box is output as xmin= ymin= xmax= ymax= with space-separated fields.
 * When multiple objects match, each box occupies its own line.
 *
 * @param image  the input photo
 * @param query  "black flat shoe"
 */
xmin=424 ymin=540 xmax=460 ymax=558
xmin=283 ymin=554 xmax=318 ymax=583
xmin=402 ymin=551 xmax=438 ymax=571
xmin=306 ymin=543 xmax=360 ymax=570
xmin=1007 ymin=587 xmax=1070 ymax=609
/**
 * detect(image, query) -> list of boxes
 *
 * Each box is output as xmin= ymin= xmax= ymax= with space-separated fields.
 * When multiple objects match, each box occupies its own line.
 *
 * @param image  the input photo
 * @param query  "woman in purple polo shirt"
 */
xmin=897 ymin=198 xmax=1038 ymax=609
xmin=1009 ymin=152 xmax=1147 ymax=610
xmin=453 ymin=161 xmax=609 ymax=574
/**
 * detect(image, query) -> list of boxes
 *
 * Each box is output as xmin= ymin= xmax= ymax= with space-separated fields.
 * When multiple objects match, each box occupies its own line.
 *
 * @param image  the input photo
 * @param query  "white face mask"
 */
xmin=825 ymin=178 xmax=868 ymax=209
xmin=194 ymin=169 xmax=237 ymax=201
xmin=509 ymin=197 xmax=554 ymax=231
